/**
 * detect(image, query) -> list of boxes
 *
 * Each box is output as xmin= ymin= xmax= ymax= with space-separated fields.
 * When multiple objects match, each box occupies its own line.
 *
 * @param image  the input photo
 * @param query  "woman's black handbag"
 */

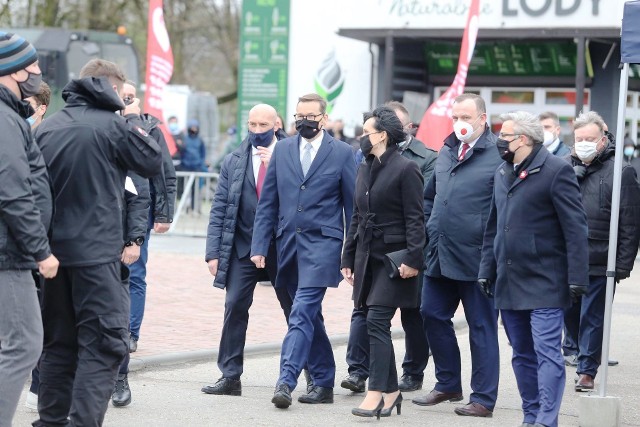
xmin=383 ymin=249 xmax=410 ymax=279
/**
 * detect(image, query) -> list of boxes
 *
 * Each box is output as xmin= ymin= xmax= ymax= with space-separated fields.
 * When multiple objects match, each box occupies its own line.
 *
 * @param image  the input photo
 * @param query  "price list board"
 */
xmin=237 ymin=0 xmax=290 ymax=145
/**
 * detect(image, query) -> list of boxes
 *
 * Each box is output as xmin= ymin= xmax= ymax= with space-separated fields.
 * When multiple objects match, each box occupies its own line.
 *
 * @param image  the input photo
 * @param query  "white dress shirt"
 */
xmin=299 ymin=130 xmax=324 ymax=165
xmin=457 ymin=135 xmax=481 ymax=158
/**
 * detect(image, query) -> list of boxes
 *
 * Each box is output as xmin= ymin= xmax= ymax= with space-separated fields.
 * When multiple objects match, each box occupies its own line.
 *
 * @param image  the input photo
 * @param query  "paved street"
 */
xmin=12 ymin=234 xmax=640 ymax=426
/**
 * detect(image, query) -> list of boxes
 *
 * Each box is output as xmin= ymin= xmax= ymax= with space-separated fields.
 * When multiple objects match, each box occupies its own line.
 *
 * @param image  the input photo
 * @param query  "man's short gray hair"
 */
xmin=499 ymin=111 xmax=544 ymax=145
xmin=573 ymin=111 xmax=605 ymax=133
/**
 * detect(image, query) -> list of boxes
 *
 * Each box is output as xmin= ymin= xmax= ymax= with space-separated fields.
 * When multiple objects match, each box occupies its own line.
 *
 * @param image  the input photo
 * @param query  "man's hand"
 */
xmin=257 ymin=146 xmax=272 ymax=167
xmin=569 ymin=284 xmax=588 ymax=302
xmin=341 ymin=268 xmax=354 ymax=286
xmin=398 ymin=264 xmax=418 ymax=279
xmin=123 ymin=97 xmax=141 ymax=116
xmin=38 ymin=254 xmax=59 ymax=279
xmin=251 ymin=255 xmax=265 ymax=269
xmin=208 ymin=259 xmax=219 ymax=277
xmin=121 ymin=245 xmax=140 ymax=265
xmin=154 ymin=222 xmax=170 ymax=233
xmin=615 ymin=268 xmax=631 ymax=282
xmin=477 ymin=278 xmax=493 ymax=298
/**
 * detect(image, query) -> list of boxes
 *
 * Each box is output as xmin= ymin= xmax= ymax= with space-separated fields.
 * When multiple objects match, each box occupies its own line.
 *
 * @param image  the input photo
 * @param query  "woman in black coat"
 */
xmin=341 ymin=106 xmax=425 ymax=419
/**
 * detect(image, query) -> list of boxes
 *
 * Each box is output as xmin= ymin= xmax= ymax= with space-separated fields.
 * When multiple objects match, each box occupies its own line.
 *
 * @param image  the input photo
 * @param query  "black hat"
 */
xmin=0 ymin=31 xmax=38 ymax=77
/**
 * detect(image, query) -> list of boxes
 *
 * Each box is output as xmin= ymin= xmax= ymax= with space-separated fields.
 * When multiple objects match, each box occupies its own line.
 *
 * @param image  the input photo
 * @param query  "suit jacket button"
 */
xmin=443 ymin=200 xmax=448 ymax=205
xmin=301 ymin=185 xmax=306 ymax=190
xmin=504 ymin=226 xmax=509 ymax=231
xmin=507 ymin=259 xmax=512 ymax=265
xmin=297 ymin=206 xmax=303 ymax=212
xmin=451 ymin=172 xmax=456 ymax=176
xmin=508 ymin=192 xmax=513 ymax=198
xmin=296 ymin=228 xmax=301 ymax=233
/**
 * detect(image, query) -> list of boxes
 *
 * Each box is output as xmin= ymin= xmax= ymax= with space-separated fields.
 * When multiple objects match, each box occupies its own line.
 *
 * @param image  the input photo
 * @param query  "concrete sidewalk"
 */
xmin=12 ymin=235 xmax=640 ymax=426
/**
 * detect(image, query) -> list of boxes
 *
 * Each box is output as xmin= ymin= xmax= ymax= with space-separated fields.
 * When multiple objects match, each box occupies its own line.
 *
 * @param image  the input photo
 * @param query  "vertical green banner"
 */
xmin=237 ymin=0 xmax=290 ymax=146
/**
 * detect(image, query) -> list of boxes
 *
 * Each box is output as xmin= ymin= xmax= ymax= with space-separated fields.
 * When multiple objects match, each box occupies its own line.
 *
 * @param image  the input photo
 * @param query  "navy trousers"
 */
xmin=501 ymin=308 xmax=565 ymax=427
xmin=278 ymin=285 xmax=335 ymax=390
xmin=421 ymin=275 xmax=499 ymax=410
xmin=577 ymin=275 xmax=612 ymax=378
xmin=217 ymin=247 xmax=291 ymax=379
xmin=346 ymin=306 xmax=429 ymax=379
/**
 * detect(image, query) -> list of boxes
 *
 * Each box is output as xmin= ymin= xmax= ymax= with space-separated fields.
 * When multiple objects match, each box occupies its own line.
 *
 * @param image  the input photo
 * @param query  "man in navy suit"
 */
xmin=251 ymin=93 xmax=356 ymax=408
xmin=479 ymin=111 xmax=589 ymax=427
xmin=413 ymin=94 xmax=501 ymax=418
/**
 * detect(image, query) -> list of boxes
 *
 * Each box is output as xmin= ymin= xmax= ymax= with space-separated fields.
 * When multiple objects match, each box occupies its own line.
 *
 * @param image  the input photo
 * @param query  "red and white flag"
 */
xmin=144 ymin=0 xmax=177 ymax=154
xmin=416 ymin=0 xmax=480 ymax=151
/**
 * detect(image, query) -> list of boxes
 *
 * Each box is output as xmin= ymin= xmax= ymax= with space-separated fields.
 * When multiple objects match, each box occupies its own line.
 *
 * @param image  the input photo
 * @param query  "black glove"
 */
xmin=615 ymin=268 xmax=630 ymax=282
xmin=477 ymin=278 xmax=493 ymax=298
xmin=573 ymin=165 xmax=587 ymax=180
xmin=569 ymin=284 xmax=587 ymax=302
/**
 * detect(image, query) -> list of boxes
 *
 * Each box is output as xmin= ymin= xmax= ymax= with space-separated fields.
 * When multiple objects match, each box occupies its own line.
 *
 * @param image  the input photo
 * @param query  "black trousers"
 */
xmin=367 ymin=305 xmax=399 ymax=393
xmin=34 ymin=262 xmax=129 ymax=427
xmin=218 ymin=244 xmax=292 ymax=379
xmin=346 ymin=306 xmax=429 ymax=379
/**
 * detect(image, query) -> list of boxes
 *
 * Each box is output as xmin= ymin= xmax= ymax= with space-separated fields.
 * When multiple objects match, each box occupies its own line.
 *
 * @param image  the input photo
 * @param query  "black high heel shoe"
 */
xmin=380 ymin=392 xmax=403 ymax=417
xmin=352 ymin=397 xmax=385 ymax=420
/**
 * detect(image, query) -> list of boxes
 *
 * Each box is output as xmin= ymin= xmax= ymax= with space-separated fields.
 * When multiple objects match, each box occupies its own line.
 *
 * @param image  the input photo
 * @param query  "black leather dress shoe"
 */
xmin=412 ymin=389 xmax=463 ymax=406
xmin=272 ymin=383 xmax=292 ymax=409
xmin=111 ymin=374 xmax=131 ymax=407
xmin=398 ymin=374 xmax=423 ymax=392
xmin=298 ymin=386 xmax=334 ymax=404
xmin=340 ymin=374 xmax=366 ymax=393
xmin=201 ymin=377 xmax=242 ymax=396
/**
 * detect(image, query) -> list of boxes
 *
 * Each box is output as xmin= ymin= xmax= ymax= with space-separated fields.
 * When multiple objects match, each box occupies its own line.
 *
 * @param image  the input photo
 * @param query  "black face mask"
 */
xmin=295 ymin=119 xmax=321 ymax=139
xmin=188 ymin=129 xmax=199 ymax=136
xmin=248 ymin=128 xmax=274 ymax=148
xmin=17 ymin=72 xmax=42 ymax=99
xmin=359 ymin=135 xmax=374 ymax=156
xmin=496 ymin=138 xmax=516 ymax=163
xmin=497 ymin=138 xmax=525 ymax=164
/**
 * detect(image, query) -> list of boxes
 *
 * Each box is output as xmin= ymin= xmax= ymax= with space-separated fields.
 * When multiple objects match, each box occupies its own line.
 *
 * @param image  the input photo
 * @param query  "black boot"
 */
xmin=112 ymin=374 xmax=132 ymax=407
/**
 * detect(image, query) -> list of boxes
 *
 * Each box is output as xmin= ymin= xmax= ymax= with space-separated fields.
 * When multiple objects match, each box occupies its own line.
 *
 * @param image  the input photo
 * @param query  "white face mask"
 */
xmin=574 ymin=141 xmax=599 ymax=162
xmin=453 ymin=116 xmax=481 ymax=142
xmin=543 ymin=130 xmax=556 ymax=147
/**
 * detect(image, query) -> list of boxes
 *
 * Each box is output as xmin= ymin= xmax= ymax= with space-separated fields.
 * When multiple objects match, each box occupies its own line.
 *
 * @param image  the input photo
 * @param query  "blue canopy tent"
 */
xmin=600 ymin=0 xmax=640 ymax=398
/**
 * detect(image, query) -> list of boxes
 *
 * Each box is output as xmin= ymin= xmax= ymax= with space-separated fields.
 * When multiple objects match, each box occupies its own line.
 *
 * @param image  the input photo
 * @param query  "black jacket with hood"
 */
xmin=35 ymin=77 xmax=162 ymax=267
xmin=139 ymin=114 xmax=176 ymax=224
xmin=567 ymin=140 xmax=640 ymax=277
xmin=0 ymin=84 xmax=52 ymax=269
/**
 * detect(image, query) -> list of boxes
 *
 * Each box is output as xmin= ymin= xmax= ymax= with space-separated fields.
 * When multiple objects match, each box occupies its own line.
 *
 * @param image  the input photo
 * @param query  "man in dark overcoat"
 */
xmin=203 ymin=103 xmax=293 ymax=396
xmin=412 ymin=93 xmax=501 ymax=418
xmin=479 ymin=111 xmax=589 ymax=427
xmin=251 ymin=93 xmax=356 ymax=408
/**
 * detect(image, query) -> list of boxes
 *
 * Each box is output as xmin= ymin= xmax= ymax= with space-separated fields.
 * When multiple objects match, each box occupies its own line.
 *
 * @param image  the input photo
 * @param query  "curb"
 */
xmin=129 ymin=316 xmax=468 ymax=372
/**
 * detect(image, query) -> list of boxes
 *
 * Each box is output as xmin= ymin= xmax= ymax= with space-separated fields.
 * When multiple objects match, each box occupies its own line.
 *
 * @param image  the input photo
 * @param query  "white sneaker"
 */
xmin=25 ymin=391 xmax=38 ymax=411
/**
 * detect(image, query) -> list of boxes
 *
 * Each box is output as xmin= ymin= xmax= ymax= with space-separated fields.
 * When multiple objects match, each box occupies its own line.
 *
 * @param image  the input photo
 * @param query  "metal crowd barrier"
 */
xmin=170 ymin=171 xmax=219 ymax=236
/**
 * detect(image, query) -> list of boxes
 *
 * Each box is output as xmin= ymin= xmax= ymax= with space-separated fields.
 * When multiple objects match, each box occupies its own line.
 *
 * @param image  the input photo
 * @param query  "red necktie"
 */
xmin=458 ymin=143 xmax=470 ymax=161
xmin=256 ymin=162 xmax=267 ymax=199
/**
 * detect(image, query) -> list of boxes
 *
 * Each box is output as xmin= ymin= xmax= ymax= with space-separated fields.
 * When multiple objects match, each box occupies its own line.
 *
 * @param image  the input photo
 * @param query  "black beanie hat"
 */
xmin=0 ymin=31 xmax=38 ymax=77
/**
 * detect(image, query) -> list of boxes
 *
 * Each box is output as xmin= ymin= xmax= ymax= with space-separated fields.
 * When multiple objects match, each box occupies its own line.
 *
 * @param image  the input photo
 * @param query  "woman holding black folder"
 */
xmin=341 ymin=106 xmax=425 ymax=419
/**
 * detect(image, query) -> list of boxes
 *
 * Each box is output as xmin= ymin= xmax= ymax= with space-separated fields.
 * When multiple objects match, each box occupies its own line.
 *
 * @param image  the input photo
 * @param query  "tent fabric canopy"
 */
xmin=622 ymin=1 xmax=640 ymax=64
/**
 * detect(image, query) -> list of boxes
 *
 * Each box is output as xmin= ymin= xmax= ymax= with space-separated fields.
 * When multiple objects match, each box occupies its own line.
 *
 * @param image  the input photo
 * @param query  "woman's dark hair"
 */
xmin=363 ymin=106 xmax=406 ymax=146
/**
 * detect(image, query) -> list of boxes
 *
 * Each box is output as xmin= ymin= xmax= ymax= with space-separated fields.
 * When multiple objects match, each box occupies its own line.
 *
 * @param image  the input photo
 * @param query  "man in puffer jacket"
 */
xmin=566 ymin=111 xmax=640 ymax=393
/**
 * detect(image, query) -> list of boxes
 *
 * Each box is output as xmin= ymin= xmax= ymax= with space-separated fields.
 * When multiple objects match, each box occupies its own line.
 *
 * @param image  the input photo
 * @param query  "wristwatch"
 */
xmin=125 ymin=236 xmax=145 ymax=247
